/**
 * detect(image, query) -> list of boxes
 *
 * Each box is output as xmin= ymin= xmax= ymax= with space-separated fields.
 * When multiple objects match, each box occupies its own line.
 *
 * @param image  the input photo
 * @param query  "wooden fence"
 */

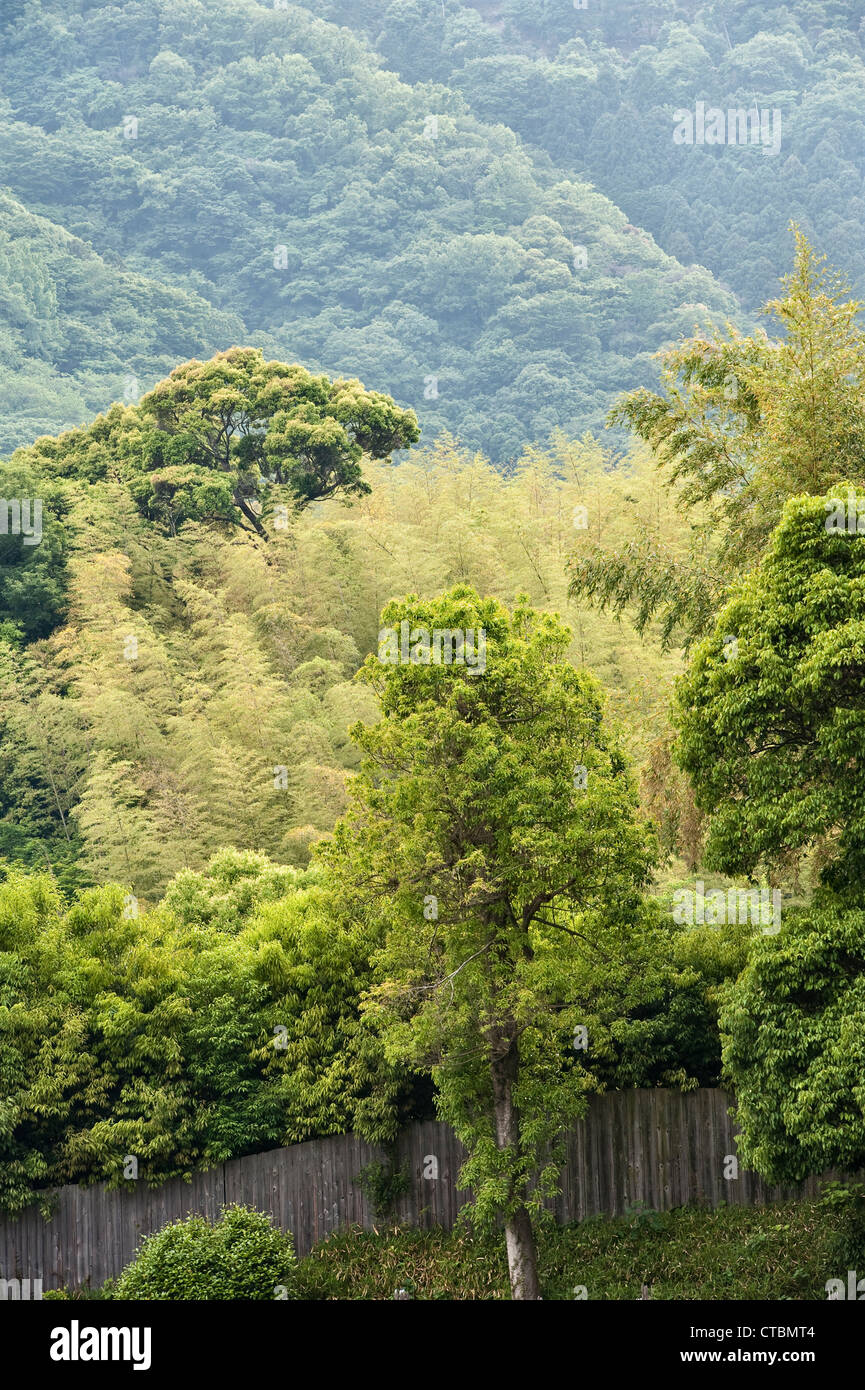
xmin=0 ymin=1089 xmax=831 ymax=1290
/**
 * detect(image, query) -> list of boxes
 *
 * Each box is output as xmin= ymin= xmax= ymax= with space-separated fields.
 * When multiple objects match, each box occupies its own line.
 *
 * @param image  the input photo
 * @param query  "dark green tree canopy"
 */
xmin=673 ymin=485 xmax=865 ymax=896
xmin=13 ymin=348 xmax=420 ymax=539
xmin=721 ymin=904 xmax=865 ymax=1183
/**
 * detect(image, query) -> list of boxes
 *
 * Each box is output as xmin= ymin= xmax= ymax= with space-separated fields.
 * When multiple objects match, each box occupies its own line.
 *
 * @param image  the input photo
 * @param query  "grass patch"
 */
xmin=295 ymin=1200 xmax=838 ymax=1300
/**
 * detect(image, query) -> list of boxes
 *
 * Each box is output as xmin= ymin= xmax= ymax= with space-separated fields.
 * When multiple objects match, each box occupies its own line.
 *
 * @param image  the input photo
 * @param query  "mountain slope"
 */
xmin=0 ymin=0 xmax=739 ymax=461
xmin=0 ymin=190 xmax=247 ymax=454
xmin=306 ymin=0 xmax=865 ymax=311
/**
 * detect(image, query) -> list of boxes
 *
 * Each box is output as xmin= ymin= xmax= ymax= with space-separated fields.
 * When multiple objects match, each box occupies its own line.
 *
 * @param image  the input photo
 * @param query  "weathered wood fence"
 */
xmin=0 ymin=1089 xmax=831 ymax=1290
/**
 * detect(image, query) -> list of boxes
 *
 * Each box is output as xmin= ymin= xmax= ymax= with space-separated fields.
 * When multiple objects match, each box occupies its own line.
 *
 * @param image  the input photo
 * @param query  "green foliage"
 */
xmin=0 ymin=851 xmax=731 ymax=1218
xmin=572 ymin=233 xmax=865 ymax=646
xmin=352 ymin=1158 xmax=410 ymax=1219
xmin=293 ymin=1201 xmax=836 ymax=1300
xmin=623 ymin=1200 xmax=665 ymax=1232
xmin=43 ymin=1280 xmax=116 ymax=1301
xmin=0 ymin=858 xmax=414 ymax=1214
xmin=324 ymin=584 xmax=659 ymax=1239
xmin=823 ymin=1178 xmax=865 ymax=1273
xmin=0 ymin=870 xmax=72 ymax=1213
xmin=161 ymin=850 xmax=307 ymax=933
xmin=0 ymin=461 xmax=70 ymax=641
xmin=569 ymin=534 xmax=723 ymax=652
xmin=322 ymin=1 xmax=865 ymax=317
xmin=573 ymin=909 xmax=736 ymax=1093
xmin=111 ymin=1205 xmax=296 ymax=1301
xmin=720 ymin=904 xmax=865 ymax=1184
xmin=0 ymin=191 xmax=244 ymax=458
xmin=819 ymin=1181 xmax=865 ymax=1272
xmin=6 ymin=0 xmax=865 ymax=1272
xmin=128 ymin=348 xmax=418 ymax=534
xmin=0 ymin=424 xmax=682 ymax=896
xmin=0 ymin=0 xmax=737 ymax=461
xmin=241 ymin=881 xmax=419 ymax=1146
xmin=4 ymin=0 xmax=864 ymax=461
xmin=674 ymin=485 xmax=865 ymax=893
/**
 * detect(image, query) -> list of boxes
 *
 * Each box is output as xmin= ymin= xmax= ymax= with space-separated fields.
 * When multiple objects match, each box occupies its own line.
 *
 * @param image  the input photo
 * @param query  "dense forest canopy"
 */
xmin=311 ymin=0 xmax=865 ymax=311
xmin=0 ymin=0 xmax=738 ymax=457
xmin=0 ymin=401 xmax=686 ymax=896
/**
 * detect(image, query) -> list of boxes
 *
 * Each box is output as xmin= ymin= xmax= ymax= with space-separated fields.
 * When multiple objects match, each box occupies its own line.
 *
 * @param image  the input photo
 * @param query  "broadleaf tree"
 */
xmin=673 ymin=484 xmax=865 ymax=1182
xmin=126 ymin=347 xmax=420 ymax=536
xmin=720 ymin=904 xmax=865 ymax=1183
xmin=673 ymin=485 xmax=865 ymax=896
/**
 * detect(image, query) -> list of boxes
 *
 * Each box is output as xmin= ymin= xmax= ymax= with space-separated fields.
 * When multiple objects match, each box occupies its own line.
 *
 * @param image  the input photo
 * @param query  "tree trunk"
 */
xmin=491 ymin=1034 xmax=542 ymax=1301
xmin=233 ymin=489 xmax=268 ymax=539
xmin=504 ymin=1205 xmax=541 ymax=1301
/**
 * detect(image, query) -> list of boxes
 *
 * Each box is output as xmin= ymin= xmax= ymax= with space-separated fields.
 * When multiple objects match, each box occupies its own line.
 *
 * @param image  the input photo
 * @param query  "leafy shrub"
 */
xmin=819 ymin=1182 xmax=865 ymax=1272
xmin=112 ymin=1205 xmax=296 ymax=1301
xmin=352 ymin=1158 xmax=410 ymax=1219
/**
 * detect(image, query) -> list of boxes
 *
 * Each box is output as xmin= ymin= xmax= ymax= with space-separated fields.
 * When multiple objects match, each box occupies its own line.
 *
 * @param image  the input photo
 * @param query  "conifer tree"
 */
xmin=323 ymin=585 xmax=657 ymax=1299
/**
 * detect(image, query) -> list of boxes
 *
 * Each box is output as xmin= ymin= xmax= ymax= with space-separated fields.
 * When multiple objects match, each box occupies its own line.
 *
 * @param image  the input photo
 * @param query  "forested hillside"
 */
xmin=4 ymin=1 xmax=861 ymax=455
xmin=0 ymin=0 xmax=737 ymax=456
xmin=311 ymin=0 xmax=865 ymax=310
xmin=0 ymin=190 xmax=245 ymax=454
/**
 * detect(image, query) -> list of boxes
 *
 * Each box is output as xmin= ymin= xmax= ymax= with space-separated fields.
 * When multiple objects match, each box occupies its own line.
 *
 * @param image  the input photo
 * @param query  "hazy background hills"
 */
xmin=2 ymin=1 xmax=862 ymax=457
xmin=313 ymin=0 xmax=865 ymax=308
xmin=0 ymin=0 xmax=748 ymax=456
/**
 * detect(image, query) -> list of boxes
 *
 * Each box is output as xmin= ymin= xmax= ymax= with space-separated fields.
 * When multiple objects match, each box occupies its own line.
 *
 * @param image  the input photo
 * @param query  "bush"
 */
xmin=819 ymin=1182 xmax=865 ymax=1273
xmin=352 ymin=1158 xmax=410 ymax=1219
xmin=112 ymin=1205 xmax=296 ymax=1301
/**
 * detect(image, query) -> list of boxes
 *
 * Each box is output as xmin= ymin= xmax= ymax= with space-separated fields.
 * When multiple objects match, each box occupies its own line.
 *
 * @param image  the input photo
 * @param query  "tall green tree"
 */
xmin=673 ymin=485 xmax=865 ymax=896
xmin=665 ymin=483 xmax=865 ymax=1189
xmin=322 ymin=584 xmax=656 ymax=1299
